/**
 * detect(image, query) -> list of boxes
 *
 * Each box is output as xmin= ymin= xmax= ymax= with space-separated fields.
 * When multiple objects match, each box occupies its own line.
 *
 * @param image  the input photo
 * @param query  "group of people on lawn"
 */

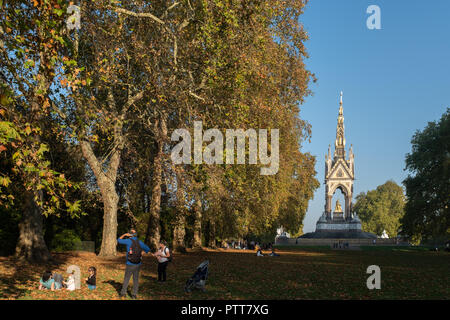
xmin=38 ymin=228 xmax=281 ymax=298
xmin=38 ymin=228 xmax=170 ymax=299
xmin=38 ymin=266 xmax=96 ymax=291
xmin=255 ymin=244 xmax=280 ymax=257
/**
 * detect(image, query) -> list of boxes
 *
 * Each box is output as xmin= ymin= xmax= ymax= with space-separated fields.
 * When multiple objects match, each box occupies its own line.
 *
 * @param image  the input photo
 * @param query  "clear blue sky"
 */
xmin=299 ymin=0 xmax=450 ymax=233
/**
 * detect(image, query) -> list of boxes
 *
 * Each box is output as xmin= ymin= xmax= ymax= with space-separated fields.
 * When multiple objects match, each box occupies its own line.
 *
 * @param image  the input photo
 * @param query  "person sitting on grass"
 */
xmin=39 ymin=270 xmax=55 ymax=291
xmin=52 ymin=272 xmax=64 ymax=290
xmin=256 ymin=248 xmax=264 ymax=256
xmin=85 ymin=266 xmax=96 ymax=290
xmin=63 ymin=270 xmax=76 ymax=291
xmin=269 ymin=248 xmax=280 ymax=257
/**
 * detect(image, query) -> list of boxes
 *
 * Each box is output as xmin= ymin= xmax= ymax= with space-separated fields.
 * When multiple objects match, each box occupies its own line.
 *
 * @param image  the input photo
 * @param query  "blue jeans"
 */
xmin=88 ymin=284 xmax=96 ymax=290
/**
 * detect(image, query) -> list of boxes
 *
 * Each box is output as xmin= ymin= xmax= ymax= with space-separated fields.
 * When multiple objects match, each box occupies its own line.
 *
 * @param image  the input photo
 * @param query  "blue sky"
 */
xmin=299 ymin=0 xmax=450 ymax=233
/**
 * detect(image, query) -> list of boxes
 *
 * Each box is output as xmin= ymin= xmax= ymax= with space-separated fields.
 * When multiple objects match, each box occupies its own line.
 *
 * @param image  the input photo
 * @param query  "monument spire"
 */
xmin=293 ymin=90 xmax=379 ymax=241
xmin=334 ymin=91 xmax=346 ymax=159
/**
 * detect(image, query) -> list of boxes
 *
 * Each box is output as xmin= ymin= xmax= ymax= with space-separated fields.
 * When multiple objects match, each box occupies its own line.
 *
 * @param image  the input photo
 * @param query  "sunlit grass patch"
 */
xmin=0 ymin=248 xmax=448 ymax=300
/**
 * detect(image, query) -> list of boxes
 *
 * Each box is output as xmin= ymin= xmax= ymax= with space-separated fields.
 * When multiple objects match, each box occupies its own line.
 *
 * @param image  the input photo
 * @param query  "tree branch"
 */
xmin=189 ymin=91 xmax=205 ymax=102
xmin=120 ymin=90 xmax=145 ymax=121
xmin=108 ymin=5 xmax=165 ymax=25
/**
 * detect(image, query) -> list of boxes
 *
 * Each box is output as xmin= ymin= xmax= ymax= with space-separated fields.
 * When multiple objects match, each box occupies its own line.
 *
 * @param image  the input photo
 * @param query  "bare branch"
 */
xmin=178 ymin=18 xmax=190 ymax=31
xmin=163 ymin=2 xmax=180 ymax=18
xmin=173 ymin=35 xmax=178 ymax=67
xmin=189 ymin=91 xmax=205 ymax=102
xmin=120 ymin=90 xmax=145 ymax=120
xmin=108 ymin=6 xmax=165 ymax=25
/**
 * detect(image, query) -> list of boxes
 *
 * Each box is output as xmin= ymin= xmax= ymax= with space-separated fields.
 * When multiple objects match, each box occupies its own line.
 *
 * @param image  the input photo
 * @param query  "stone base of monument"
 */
xmin=298 ymin=230 xmax=377 ymax=239
xmin=298 ymin=212 xmax=377 ymax=239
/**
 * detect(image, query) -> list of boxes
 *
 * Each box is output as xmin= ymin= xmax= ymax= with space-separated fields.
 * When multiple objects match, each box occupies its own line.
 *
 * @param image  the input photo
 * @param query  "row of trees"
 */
xmin=0 ymin=0 xmax=319 ymax=262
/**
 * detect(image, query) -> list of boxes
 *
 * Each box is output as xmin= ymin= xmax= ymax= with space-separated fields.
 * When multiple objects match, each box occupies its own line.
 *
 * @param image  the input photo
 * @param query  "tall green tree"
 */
xmin=0 ymin=0 xmax=82 ymax=262
xmin=2 ymin=0 xmax=319 ymax=258
xmin=353 ymin=180 xmax=405 ymax=237
xmin=401 ymin=108 xmax=450 ymax=242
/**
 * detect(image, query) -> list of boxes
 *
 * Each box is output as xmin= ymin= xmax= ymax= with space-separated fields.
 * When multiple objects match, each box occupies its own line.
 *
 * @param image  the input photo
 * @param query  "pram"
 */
xmin=184 ymin=260 xmax=209 ymax=293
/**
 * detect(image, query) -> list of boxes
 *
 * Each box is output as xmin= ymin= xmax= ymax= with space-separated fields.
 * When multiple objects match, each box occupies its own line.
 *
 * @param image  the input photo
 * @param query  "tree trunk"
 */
xmin=172 ymin=170 xmax=186 ymax=252
xmin=146 ymin=134 xmax=163 ymax=250
xmin=208 ymin=218 xmax=216 ymax=248
xmin=15 ymin=189 xmax=53 ymax=263
xmin=15 ymin=98 xmax=53 ymax=263
xmin=145 ymin=117 xmax=167 ymax=250
xmin=97 ymin=176 xmax=119 ymax=256
xmin=173 ymin=214 xmax=186 ymax=252
xmin=192 ymin=197 xmax=202 ymax=248
xmin=80 ymin=137 xmax=121 ymax=257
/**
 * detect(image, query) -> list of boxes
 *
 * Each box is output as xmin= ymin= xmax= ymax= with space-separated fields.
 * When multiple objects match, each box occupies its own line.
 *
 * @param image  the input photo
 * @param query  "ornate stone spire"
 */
xmin=334 ymin=91 xmax=346 ymax=159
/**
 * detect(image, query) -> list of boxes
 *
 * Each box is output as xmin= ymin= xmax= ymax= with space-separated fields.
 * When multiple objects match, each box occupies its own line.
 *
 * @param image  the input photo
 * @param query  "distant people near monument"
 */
xmin=269 ymin=248 xmax=280 ymax=257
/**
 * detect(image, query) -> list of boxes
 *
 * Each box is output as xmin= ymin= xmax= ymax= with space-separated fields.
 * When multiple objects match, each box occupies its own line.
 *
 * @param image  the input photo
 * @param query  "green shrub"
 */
xmin=50 ymin=229 xmax=82 ymax=252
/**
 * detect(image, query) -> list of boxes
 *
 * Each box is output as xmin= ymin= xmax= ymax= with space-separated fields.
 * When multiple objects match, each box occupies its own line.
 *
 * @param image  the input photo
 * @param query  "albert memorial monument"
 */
xmin=300 ymin=92 xmax=376 ymax=239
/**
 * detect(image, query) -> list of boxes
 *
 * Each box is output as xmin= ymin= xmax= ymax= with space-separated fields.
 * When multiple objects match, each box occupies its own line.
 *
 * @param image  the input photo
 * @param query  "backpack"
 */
xmin=165 ymin=247 xmax=173 ymax=263
xmin=127 ymin=239 xmax=143 ymax=264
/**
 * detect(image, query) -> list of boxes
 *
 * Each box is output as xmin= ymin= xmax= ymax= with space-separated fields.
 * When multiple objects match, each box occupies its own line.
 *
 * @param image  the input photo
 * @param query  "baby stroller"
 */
xmin=184 ymin=260 xmax=209 ymax=293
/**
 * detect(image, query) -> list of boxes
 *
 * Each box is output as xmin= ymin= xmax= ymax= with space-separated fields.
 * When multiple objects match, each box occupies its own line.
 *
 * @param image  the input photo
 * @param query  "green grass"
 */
xmin=1 ymin=247 xmax=449 ymax=300
xmin=274 ymin=245 xmax=331 ymax=251
xmin=359 ymin=245 xmax=435 ymax=252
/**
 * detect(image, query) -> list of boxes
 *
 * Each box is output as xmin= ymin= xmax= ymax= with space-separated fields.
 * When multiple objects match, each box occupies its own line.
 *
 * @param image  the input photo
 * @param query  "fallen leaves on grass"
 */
xmin=0 ymin=249 xmax=449 ymax=300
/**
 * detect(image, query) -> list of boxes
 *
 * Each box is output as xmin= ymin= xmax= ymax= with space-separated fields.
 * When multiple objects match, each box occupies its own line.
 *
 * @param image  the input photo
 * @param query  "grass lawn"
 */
xmin=0 ymin=247 xmax=448 ymax=300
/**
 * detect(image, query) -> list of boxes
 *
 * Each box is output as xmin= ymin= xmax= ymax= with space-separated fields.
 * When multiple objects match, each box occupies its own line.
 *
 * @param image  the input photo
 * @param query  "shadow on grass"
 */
xmin=141 ymin=274 xmax=157 ymax=282
xmin=103 ymin=280 xmax=122 ymax=295
xmin=0 ymin=253 xmax=72 ymax=299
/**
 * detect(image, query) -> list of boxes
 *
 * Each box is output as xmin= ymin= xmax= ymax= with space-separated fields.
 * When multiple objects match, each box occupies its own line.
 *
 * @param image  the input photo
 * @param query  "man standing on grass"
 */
xmin=117 ymin=229 xmax=150 ymax=299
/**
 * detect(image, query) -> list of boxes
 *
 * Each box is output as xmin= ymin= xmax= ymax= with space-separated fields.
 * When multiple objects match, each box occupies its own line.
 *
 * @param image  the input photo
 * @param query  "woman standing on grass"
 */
xmin=153 ymin=240 xmax=171 ymax=282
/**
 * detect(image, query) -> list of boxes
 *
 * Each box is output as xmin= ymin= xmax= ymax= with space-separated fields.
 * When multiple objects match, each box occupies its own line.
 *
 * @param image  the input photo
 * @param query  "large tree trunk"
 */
xmin=80 ymin=134 xmax=122 ymax=257
xmin=77 ymin=90 xmax=142 ymax=257
xmin=192 ymin=197 xmax=202 ymax=248
xmin=15 ymin=189 xmax=53 ymax=263
xmin=145 ymin=117 xmax=167 ymax=250
xmin=97 ymin=176 xmax=119 ymax=256
xmin=172 ymin=170 xmax=186 ymax=252
xmin=146 ymin=166 xmax=161 ymax=250
xmin=146 ymin=134 xmax=163 ymax=249
xmin=15 ymin=90 xmax=53 ymax=263
xmin=173 ymin=214 xmax=186 ymax=252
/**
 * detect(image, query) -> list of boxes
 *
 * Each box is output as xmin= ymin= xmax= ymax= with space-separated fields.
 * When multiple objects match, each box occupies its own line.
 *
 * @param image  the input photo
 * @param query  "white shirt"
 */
xmin=157 ymin=247 xmax=169 ymax=263
xmin=66 ymin=276 xmax=75 ymax=291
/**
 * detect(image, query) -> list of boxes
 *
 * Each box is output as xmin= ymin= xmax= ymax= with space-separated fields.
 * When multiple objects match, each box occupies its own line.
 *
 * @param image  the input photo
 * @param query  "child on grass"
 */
xmin=63 ymin=270 xmax=76 ymax=291
xmin=85 ymin=266 xmax=96 ymax=290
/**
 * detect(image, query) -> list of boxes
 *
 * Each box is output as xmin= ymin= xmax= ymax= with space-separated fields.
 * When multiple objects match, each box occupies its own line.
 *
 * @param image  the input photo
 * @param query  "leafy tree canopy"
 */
xmin=353 ymin=180 xmax=405 ymax=237
xmin=401 ymin=108 xmax=450 ymax=243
